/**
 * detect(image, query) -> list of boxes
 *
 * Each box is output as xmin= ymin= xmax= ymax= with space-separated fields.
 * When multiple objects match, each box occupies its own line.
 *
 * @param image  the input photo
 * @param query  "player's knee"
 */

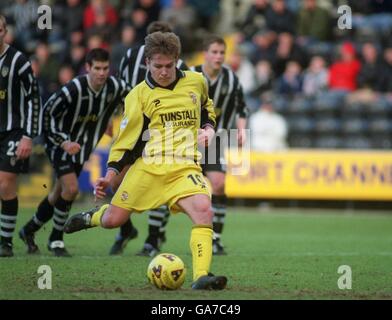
xmin=194 ymin=200 xmax=213 ymax=224
xmin=62 ymin=185 xmax=79 ymax=199
xmin=0 ymin=179 xmax=16 ymax=198
xmin=210 ymin=179 xmax=225 ymax=194
xmin=101 ymin=214 xmax=124 ymax=229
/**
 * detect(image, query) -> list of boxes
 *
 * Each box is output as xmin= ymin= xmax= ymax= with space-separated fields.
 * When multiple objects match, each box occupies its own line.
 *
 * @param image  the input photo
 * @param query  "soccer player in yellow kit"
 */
xmin=64 ymin=31 xmax=227 ymax=290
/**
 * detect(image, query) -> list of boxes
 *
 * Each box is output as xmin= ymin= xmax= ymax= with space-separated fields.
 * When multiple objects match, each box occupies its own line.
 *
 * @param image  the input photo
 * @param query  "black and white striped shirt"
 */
xmin=190 ymin=64 xmax=248 ymax=130
xmin=118 ymin=44 xmax=188 ymax=88
xmin=0 ymin=45 xmax=41 ymax=137
xmin=43 ymin=75 xmax=130 ymax=164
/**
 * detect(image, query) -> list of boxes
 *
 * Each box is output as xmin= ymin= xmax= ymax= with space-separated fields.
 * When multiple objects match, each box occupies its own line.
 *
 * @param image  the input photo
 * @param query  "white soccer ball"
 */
xmin=147 ymin=253 xmax=186 ymax=290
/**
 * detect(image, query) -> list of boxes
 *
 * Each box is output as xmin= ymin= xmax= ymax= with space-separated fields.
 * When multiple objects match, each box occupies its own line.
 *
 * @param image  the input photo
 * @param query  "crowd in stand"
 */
xmin=1 ymin=0 xmax=392 ymax=149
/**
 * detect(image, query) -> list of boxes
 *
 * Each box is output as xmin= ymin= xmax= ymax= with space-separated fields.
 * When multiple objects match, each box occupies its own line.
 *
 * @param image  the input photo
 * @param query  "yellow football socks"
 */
xmin=190 ymin=225 xmax=213 ymax=281
xmin=90 ymin=204 xmax=109 ymax=226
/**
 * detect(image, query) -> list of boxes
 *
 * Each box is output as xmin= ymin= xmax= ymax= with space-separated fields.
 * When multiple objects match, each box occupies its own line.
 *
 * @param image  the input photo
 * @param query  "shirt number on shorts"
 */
xmin=7 ymin=141 xmax=19 ymax=156
xmin=187 ymin=174 xmax=207 ymax=189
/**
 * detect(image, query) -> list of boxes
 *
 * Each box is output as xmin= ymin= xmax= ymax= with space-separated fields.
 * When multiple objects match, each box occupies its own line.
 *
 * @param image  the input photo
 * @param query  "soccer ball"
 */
xmin=147 ymin=253 xmax=186 ymax=290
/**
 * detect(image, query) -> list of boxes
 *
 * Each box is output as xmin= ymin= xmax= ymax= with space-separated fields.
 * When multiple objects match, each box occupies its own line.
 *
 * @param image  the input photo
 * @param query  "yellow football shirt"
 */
xmin=108 ymin=70 xmax=216 ymax=168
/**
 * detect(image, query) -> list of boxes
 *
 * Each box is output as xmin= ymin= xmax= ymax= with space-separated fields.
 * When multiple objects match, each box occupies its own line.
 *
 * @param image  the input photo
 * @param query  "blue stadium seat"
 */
xmin=341 ymin=118 xmax=369 ymax=135
xmin=313 ymin=91 xmax=347 ymax=114
xmin=342 ymin=135 xmax=372 ymax=149
xmin=288 ymin=135 xmax=313 ymax=148
xmin=314 ymin=135 xmax=342 ymax=149
xmin=368 ymin=118 xmax=392 ymax=134
xmin=314 ymin=118 xmax=341 ymax=134
xmin=370 ymin=134 xmax=392 ymax=149
xmin=287 ymin=116 xmax=315 ymax=134
xmin=288 ymin=96 xmax=313 ymax=115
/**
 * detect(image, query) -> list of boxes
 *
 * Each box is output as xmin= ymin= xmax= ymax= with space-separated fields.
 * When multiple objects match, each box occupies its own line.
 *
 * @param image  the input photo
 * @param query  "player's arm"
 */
xmin=234 ymin=82 xmax=249 ymax=147
xmin=95 ymin=90 xmax=144 ymax=199
xmin=199 ymin=76 xmax=216 ymax=146
xmin=44 ymin=85 xmax=80 ymax=155
xmin=18 ymin=57 xmax=42 ymax=139
xmin=107 ymin=89 xmax=144 ymax=174
xmin=16 ymin=58 xmax=42 ymax=159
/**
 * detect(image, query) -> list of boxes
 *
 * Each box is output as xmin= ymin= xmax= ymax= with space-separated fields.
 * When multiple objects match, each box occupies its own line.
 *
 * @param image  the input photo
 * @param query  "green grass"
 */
xmin=1 ymin=207 xmax=392 ymax=300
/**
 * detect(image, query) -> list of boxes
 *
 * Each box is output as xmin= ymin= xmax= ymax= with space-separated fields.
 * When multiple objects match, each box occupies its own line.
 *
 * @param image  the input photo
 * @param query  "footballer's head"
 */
xmin=85 ymin=48 xmax=110 ymax=88
xmin=145 ymin=31 xmax=180 ymax=87
xmin=203 ymin=35 xmax=226 ymax=72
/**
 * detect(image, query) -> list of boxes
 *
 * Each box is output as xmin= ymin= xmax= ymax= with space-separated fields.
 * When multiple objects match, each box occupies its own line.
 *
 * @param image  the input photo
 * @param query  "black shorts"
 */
xmin=200 ymin=134 xmax=226 ymax=173
xmin=0 ymin=130 xmax=29 ymax=173
xmin=46 ymin=147 xmax=84 ymax=178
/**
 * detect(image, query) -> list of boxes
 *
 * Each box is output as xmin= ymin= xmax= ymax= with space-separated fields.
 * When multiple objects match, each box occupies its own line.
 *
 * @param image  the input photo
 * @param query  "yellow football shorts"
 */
xmin=111 ymin=158 xmax=211 ymax=214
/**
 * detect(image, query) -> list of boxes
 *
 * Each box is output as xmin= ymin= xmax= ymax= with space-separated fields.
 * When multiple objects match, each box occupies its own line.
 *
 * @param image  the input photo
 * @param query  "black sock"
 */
xmin=49 ymin=196 xmax=73 ymax=242
xmin=145 ymin=206 xmax=169 ymax=248
xmin=24 ymin=196 xmax=54 ymax=234
xmin=120 ymin=219 xmax=135 ymax=238
xmin=212 ymin=195 xmax=227 ymax=242
xmin=0 ymin=198 xmax=18 ymax=245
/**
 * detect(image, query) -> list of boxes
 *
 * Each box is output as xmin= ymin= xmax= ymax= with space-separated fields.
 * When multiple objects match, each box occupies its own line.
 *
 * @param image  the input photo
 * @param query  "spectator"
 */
xmin=188 ymin=0 xmax=220 ymax=31
xmin=83 ymin=0 xmax=118 ymax=31
xmin=276 ymin=60 xmax=303 ymax=96
xmin=66 ymin=44 xmax=86 ymax=75
xmin=378 ymin=45 xmax=392 ymax=93
xmin=248 ymin=60 xmax=275 ymax=111
xmin=110 ymin=24 xmax=136 ymax=73
xmin=329 ymin=42 xmax=361 ymax=92
xmin=302 ymin=55 xmax=328 ymax=96
xmin=239 ymin=0 xmax=270 ymax=41
xmin=131 ymin=0 xmax=162 ymax=45
xmin=228 ymin=49 xmax=257 ymax=96
xmin=64 ymin=0 xmax=85 ymax=38
xmin=160 ymin=0 xmax=197 ymax=53
xmin=357 ymin=42 xmax=384 ymax=90
xmin=34 ymin=42 xmax=61 ymax=96
xmin=265 ymin=0 xmax=295 ymax=35
xmin=248 ymin=92 xmax=288 ymax=151
xmin=272 ymin=32 xmax=308 ymax=77
xmin=57 ymin=65 xmax=75 ymax=86
xmin=85 ymin=7 xmax=115 ymax=46
xmin=250 ymin=29 xmax=276 ymax=64
xmin=297 ymin=0 xmax=331 ymax=42
xmin=3 ymin=0 xmax=40 ymax=52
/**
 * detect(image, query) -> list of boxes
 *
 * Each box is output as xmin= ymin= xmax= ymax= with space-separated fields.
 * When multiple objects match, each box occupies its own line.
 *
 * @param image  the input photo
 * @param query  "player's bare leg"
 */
xmin=64 ymin=204 xmax=131 ymax=233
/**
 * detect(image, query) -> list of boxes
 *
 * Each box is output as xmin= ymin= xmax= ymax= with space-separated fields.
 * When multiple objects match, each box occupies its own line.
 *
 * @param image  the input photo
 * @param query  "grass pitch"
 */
xmin=0 ymin=206 xmax=391 ymax=300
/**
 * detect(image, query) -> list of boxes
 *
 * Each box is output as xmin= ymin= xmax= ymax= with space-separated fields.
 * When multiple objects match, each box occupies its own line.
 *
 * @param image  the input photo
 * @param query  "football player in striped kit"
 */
xmin=19 ymin=48 xmax=131 ymax=256
xmin=0 ymin=15 xmax=42 ymax=257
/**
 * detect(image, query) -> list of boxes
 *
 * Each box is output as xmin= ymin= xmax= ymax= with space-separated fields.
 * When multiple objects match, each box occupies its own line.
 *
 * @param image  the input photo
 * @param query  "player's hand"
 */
xmin=94 ymin=177 xmax=110 ymax=200
xmin=94 ymin=170 xmax=117 ymax=201
xmin=237 ymin=128 xmax=246 ymax=147
xmin=198 ymin=126 xmax=215 ymax=147
xmin=62 ymin=141 xmax=81 ymax=155
xmin=16 ymin=136 xmax=33 ymax=160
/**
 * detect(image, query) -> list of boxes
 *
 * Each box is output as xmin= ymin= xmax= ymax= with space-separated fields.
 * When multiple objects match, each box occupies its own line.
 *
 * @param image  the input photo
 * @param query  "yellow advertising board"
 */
xmin=225 ymin=149 xmax=392 ymax=200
